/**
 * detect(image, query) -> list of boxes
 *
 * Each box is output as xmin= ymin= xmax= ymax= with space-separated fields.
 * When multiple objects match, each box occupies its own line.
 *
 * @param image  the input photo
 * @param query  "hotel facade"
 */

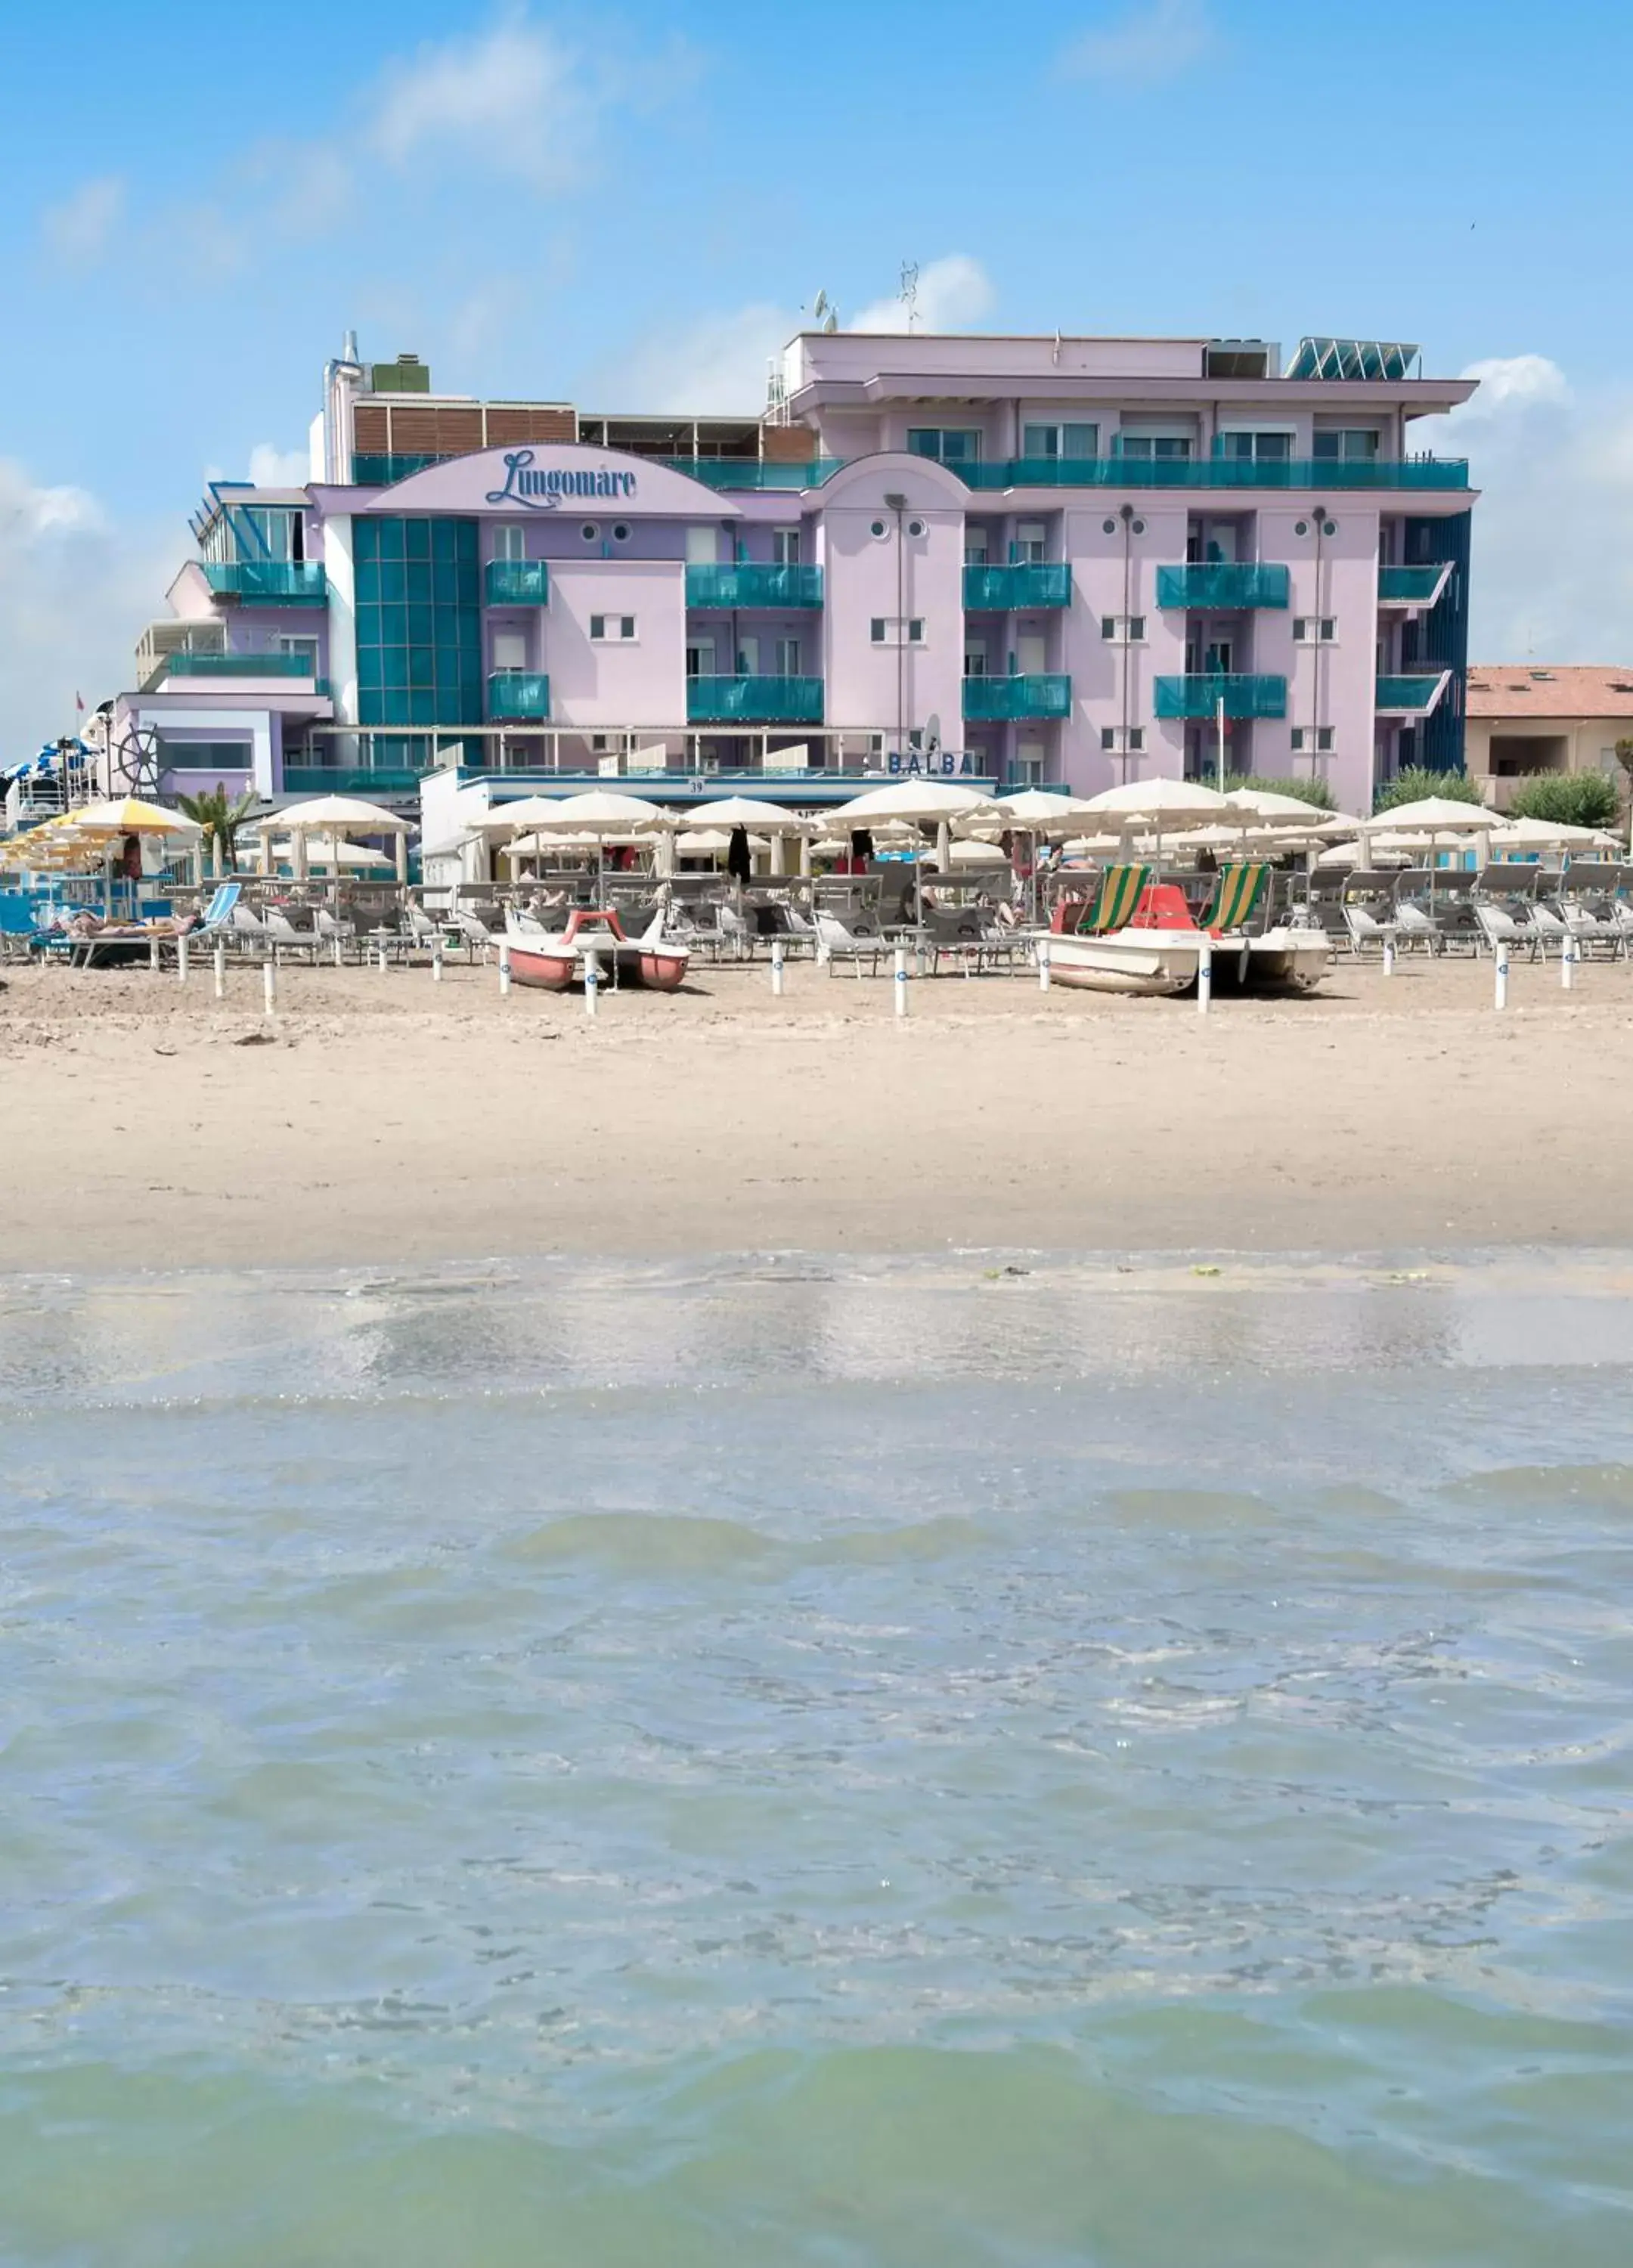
xmin=108 ymin=330 xmax=1479 ymax=817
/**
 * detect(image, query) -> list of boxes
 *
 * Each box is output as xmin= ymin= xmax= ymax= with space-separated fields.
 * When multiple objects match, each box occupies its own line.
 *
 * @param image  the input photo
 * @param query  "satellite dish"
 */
xmin=924 ymin=712 xmax=942 ymax=755
xmin=822 ymin=311 xmax=838 ymax=333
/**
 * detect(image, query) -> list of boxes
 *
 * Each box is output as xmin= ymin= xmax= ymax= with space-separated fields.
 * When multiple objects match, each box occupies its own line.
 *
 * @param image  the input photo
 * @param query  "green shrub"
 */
xmin=1222 ymin=771 xmax=1336 ymax=811
xmin=1372 ymin=767 xmax=1488 ymax=815
xmin=1505 ymin=771 xmax=1621 ymax=829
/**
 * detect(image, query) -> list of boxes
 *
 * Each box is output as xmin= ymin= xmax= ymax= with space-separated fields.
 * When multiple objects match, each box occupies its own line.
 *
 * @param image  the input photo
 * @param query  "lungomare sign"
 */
xmin=485 ymin=450 xmax=637 ymax=511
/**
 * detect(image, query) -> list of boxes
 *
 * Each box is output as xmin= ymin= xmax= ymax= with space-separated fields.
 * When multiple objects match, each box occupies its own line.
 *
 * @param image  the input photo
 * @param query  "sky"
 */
xmin=2 ymin=0 xmax=1629 ymax=749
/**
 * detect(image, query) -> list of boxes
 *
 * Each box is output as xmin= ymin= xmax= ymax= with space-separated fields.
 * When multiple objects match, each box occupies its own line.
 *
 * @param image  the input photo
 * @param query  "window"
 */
xmin=589 ymin=614 xmax=637 ymax=641
xmin=686 ymin=525 xmax=719 ymax=565
xmin=1218 ymin=430 xmax=1294 ymax=462
xmin=869 ymin=618 xmax=924 ymax=647
xmin=277 ymin=635 xmax=320 ymax=674
xmin=736 ymin=637 xmax=760 ymax=674
xmin=352 ymin=514 xmax=483 ymax=731
xmin=1100 ymin=615 xmax=1146 ymax=643
xmin=1012 ymin=522 xmax=1048 ymax=565
xmin=1114 ymin=433 xmax=1193 ymax=460
xmin=1293 ymin=617 xmax=1337 ymax=643
xmin=870 ymin=618 xmax=886 ymax=643
xmin=1021 ymin=422 xmax=1098 ymax=460
xmin=685 ymin=639 xmax=714 ymax=677
xmin=491 ymin=631 xmax=527 ymax=672
xmin=581 ymin=522 xmax=600 ymax=542
xmin=493 ymin=525 xmax=526 ymax=562
xmin=773 ymin=637 xmax=802 ymax=675
xmin=772 ymin=528 xmax=802 ymax=565
xmin=1291 ymin=727 xmax=1335 ymax=753
xmin=906 ymin=428 xmax=981 ymax=464
xmin=964 ymin=528 xmax=990 ymax=565
xmin=1100 ymin=726 xmax=1145 ymax=752
xmin=612 ymin=522 xmax=631 ymax=542
xmin=964 ymin=643 xmax=988 ymax=677
xmin=1313 ymin=429 xmax=1380 ymax=461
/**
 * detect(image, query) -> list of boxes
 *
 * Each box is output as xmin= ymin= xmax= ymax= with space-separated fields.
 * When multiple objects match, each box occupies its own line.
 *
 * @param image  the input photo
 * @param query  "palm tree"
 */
xmin=175 ymin=782 xmax=259 ymax=875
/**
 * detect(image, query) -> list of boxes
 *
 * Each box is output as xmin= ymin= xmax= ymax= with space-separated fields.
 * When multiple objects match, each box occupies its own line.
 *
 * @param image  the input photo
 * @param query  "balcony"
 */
xmin=1378 ymin=564 xmax=1453 ymax=607
xmin=686 ymin=675 xmax=824 ymax=723
xmin=488 ymin=671 xmax=551 ymax=720
xmin=962 ymin=674 xmax=1073 ymax=721
xmin=686 ymin=562 xmax=823 ymax=609
xmin=160 ymin=652 xmax=324 ymax=686
xmin=201 ymin=562 xmax=327 ymax=606
xmin=485 ymin=559 xmax=550 ymax=606
xmin=963 ymin=562 xmax=1073 ymax=610
xmin=352 ymin=453 xmax=445 ymax=487
xmin=1376 ymin=673 xmax=1451 ymax=716
xmin=957 ymin=457 xmax=1470 ymax=492
xmin=283 ymin=767 xmax=429 ymax=796
xmin=1154 ymin=673 xmax=1287 ymax=720
xmin=1154 ymin=563 xmax=1290 ymax=611
xmin=661 ymin=458 xmax=844 ymax=491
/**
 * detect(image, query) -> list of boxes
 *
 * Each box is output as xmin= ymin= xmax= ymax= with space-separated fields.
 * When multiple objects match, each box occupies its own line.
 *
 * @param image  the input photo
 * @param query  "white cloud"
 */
xmin=40 ymin=175 xmax=125 ymax=266
xmin=609 ymin=303 xmax=797 ymax=416
xmin=1415 ymin=355 xmax=1633 ymax=662
xmin=0 ymin=461 xmax=169 ymax=750
xmin=247 ymin=444 xmax=311 ymax=488
xmin=370 ymin=11 xmax=594 ymax=188
xmin=1061 ymin=0 xmax=1215 ymax=83
xmin=853 ymin=256 xmax=996 ymax=333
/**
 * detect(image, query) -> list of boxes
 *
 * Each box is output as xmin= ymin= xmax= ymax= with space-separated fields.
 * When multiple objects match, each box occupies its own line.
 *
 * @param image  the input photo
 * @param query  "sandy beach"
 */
xmin=2 ymin=951 xmax=1628 ymax=1269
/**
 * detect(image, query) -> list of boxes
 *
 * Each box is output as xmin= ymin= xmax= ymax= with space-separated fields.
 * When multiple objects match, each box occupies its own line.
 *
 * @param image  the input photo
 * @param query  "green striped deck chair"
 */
xmin=1198 ymin=861 xmax=1270 ymax=934
xmin=1073 ymin=863 xmax=1151 ymax=934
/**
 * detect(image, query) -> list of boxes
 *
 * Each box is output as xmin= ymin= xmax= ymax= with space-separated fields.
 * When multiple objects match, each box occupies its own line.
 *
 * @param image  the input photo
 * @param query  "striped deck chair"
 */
xmin=1070 ymin=863 xmax=1151 ymax=935
xmin=1196 ymin=861 xmax=1270 ymax=935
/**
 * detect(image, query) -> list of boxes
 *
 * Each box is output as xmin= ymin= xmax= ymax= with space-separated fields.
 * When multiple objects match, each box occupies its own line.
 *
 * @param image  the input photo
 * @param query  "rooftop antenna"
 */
xmin=342 ymin=327 xmax=360 ymax=366
xmin=900 ymin=262 xmax=920 ymax=333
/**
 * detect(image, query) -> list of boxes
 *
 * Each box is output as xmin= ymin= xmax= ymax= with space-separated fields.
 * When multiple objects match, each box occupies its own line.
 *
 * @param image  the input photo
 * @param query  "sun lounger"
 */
xmin=816 ymin=910 xmax=886 ymax=977
xmin=1340 ymin=872 xmax=1402 ymax=959
xmin=1056 ymin=863 xmax=1151 ymax=937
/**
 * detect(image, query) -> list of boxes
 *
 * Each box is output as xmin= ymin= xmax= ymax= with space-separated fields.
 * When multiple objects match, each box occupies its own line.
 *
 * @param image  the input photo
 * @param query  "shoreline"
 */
xmin=5 ymin=955 xmax=1631 ymax=1272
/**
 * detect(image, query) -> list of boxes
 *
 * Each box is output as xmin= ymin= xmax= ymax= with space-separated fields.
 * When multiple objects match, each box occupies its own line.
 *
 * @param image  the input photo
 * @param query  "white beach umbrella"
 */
xmin=827 ymin=780 xmax=997 ymax=826
xmin=1487 ymin=815 xmax=1618 ymax=850
xmin=676 ymin=828 xmax=772 ymax=855
xmin=484 ymin=795 xmax=572 ymax=831
xmin=946 ymin=837 xmax=1012 ymax=866
xmin=271 ymin=837 xmax=392 ymax=870
xmin=991 ymin=789 xmax=1106 ymax=832
xmin=70 ymin=795 xmax=203 ymax=835
xmin=525 ymin=789 xmax=670 ymax=832
xmin=277 ymin=794 xmax=407 ymax=833
xmin=683 ymin=797 xmax=816 ymax=834
xmin=1083 ymin=777 xmax=1231 ymax=823
xmin=1222 ymin=785 xmax=1331 ymax=824
xmin=1359 ymin=795 xmax=1493 ymax=834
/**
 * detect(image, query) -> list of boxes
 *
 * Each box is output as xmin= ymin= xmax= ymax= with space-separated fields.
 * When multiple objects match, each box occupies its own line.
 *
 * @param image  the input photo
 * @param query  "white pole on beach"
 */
xmin=770 ymin=940 xmax=785 ymax=996
xmin=333 ymin=935 xmax=343 ymax=969
xmin=584 ymin=949 xmax=600 ymax=1018
xmin=149 ymin=933 xmax=160 ymax=974
xmin=376 ymin=940 xmax=387 ymax=974
xmin=1562 ymin=931 xmax=1578 ymax=990
xmin=432 ymin=937 xmax=444 ymax=984
xmin=1383 ymin=937 xmax=1396 ymax=977
xmin=893 ymin=944 xmax=909 ymax=1018
xmin=263 ymin=958 xmax=277 ymax=1018
xmin=1197 ymin=934 xmax=1213 ymax=1015
xmin=1494 ymin=944 xmax=1509 ymax=1012
xmin=1037 ymin=939 xmax=1052 ymax=993
xmin=213 ymin=939 xmax=225 ymax=1000
xmin=497 ymin=940 xmax=512 ymax=998
xmin=177 ymin=932 xmax=188 ymax=985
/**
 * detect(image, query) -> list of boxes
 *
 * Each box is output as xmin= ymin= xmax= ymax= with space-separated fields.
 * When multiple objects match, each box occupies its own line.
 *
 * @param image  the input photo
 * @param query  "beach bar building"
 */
xmin=104 ymin=331 xmax=1479 ymax=825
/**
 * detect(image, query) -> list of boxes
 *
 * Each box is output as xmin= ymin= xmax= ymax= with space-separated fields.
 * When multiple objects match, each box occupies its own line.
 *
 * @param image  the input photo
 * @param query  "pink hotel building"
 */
xmin=110 ymin=330 xmax=1478 ymax=817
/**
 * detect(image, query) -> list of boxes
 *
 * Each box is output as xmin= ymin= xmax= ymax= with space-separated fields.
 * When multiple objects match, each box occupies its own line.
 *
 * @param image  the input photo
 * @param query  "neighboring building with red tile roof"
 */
xmin=1465 ymin=665 xmax=1633 ymax=807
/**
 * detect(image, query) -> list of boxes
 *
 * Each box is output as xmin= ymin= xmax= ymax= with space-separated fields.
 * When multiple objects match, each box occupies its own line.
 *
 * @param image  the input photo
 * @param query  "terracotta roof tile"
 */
xmin=1466 ymin=665 xmax=1633 ymax=717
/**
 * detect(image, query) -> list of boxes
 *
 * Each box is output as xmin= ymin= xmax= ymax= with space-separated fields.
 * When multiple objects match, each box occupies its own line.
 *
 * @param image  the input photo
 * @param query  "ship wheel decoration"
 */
xmin=114 ymin=723 xmax=163 ymax=797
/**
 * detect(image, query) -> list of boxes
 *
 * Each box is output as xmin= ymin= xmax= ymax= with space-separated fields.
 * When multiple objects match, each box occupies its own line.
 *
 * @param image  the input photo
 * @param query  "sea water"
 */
xmin=2 ymin=1253 xmax=1631 ymax=2266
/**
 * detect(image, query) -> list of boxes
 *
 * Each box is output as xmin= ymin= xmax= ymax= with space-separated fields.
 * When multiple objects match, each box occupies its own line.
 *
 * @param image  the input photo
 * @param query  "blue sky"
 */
xmin=1 ymin=0 xmax=1628 ymax=745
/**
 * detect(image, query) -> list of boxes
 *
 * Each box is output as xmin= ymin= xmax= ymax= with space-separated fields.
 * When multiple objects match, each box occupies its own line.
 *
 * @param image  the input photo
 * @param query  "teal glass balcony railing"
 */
xmin=1155 ymin=562 xmax=1290 ymax=611
xmin=162 ymin=652 xmax=321 ymax=681
xmin=958 ymin=457 xmax=1469 ymax=492
xmin=1375 ymin=674 xmax=1448 ymax=714
xmin=962 ymin=674 xmax=1072 ymax=721
xmin=1154 ymin=673 xmax=1287 ymax=720
xmin=963 ymin=562 xmax=1073 ymax=610
xmin=201 ymin=561 xmax=327 ymax=606
xmin=685 ymin=562 xmax=823 ymax=608
xmin=485 ymin=559 xmax=550 ymax=606
xmin=1377 ymin=565 xmax=1449 ymax=603
xmin=283 ymin=767 xmax=428 ymax=795
xmin=660 ymin=459 xmax=845 ymax=491
xmin=352 ymin=453 xmax=445 ymax=486
xmin=487 ymin=671 xmax=550 ymax=720
xmin=686 ymin=675 xmax=824 ymax=723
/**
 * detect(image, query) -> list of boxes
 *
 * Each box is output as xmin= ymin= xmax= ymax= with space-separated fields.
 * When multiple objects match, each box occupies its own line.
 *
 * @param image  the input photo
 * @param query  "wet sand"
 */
xmin=2 ymin=952 xmax=1627 ymax=1269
